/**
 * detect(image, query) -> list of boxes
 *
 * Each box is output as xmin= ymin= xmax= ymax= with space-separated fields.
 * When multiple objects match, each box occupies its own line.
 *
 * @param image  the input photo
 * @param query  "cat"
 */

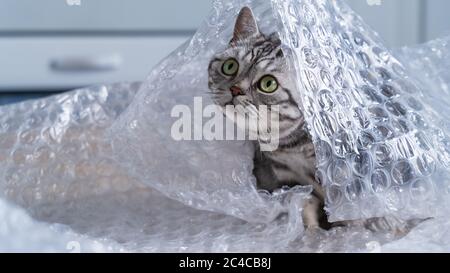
xmin=208 ymin=6 xmax=422 ymax=232
xmin=208 ymin=6 xmax=326 ymax=228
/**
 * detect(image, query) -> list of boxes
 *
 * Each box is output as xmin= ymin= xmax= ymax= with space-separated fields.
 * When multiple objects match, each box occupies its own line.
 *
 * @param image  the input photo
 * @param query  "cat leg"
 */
xmin=332 ymin=216 xmax=430 ymax=236
xmin=302 ymin=195 xmax=321 ymax=229
xmin=363 ymin=216 xmax=431 ymax=236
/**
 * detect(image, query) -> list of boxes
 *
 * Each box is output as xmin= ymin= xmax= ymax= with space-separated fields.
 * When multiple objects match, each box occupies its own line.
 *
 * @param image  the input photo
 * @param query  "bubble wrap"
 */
xmin=108 ymin=4 xmax=308 ymax=224
xmin=0 ymin=82 xmax=309 ymax=252
xmin=273 ymin=0 xmax=450 ymax=221
xmin=110 ymin=0 xmax=450 ymax=222
xmin=1 ymin=0 xmax=450 ymax=252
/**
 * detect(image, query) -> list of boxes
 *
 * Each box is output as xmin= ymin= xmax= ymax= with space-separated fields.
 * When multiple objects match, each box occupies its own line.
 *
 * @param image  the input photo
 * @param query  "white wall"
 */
xmin=347 ymin=0 xmax=422 ymax=47
xmin=1 ymin=0 xmax=448 ymax=47
xmin=425 ymin=0 xmax=450 ymax=40
xmin=347 ymin=0 xmax=450 ymax=47
xmin=0 ymin=0 xmax=210 ymax=32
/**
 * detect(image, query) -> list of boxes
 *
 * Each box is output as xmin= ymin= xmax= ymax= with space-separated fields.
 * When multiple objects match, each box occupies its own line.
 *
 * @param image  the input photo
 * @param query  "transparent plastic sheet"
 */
xmin=108 ymin=1 xmax=309 ymax=225
xmin=0 ymin=82 xmax=308 ymax=252
xmin=110 ymin=0 xmax=450 ymax=223
xmin=272 ymin=0 xmax=450 ymax=221
xmin=0 ymin=0 xmax=449 ymax=252
xmin=0 ymin=199 xmax=124 ymax=252
xmin=394 ymin=36 xmax=450 ymax=125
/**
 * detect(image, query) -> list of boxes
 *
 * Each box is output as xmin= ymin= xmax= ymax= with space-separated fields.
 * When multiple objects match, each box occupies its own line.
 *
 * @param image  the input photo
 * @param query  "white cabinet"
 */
xmin=0 ymin=36 xmax=189 ymax=91
xmin=0 ymin=0 xmax=209 ymax=91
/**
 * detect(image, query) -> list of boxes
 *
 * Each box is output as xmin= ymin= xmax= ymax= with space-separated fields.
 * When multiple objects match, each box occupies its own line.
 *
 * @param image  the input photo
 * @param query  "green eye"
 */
xmin=222 ymin=58 xmax=239 ymax=76
xmin=258 ymin=75 xmax=279 ymax=93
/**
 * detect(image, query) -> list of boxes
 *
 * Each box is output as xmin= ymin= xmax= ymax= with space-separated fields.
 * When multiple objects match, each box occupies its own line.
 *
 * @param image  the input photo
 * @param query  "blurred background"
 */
xmin=0 ymin=0 xmax=449 ymax=103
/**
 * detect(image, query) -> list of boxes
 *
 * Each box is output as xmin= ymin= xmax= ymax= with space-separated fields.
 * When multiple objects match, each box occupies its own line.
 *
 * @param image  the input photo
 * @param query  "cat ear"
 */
xmin=268 ymin=32 xmax=282 ymax=46
xmin=230 ymin=7 xmax=260 ymax=45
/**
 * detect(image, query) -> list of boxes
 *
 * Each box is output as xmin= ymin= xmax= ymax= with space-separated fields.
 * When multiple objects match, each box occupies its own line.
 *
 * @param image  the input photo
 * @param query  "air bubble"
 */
xmin=320 ymin=69 xmax=332 ymax=87
xmin=317 ymin=89 xmax=335 ymax=111
xmin=301 ymin=69 xmax=319 ymax=92
xmin=333 ymin=131 xmax=354 ymax=157
xmin=380 ymin=84 xmax=398 ymax=98
xmin=374 ymin=144 xmax=395 ymax=167
xmin=414 ymin=132 xmax=432 ymax=151
xmin=341 ymin=33 xmax=354 ymax=51
xmin=353 ymin=108 xmax=371 ymax=129
xmin=385 ymin=101 xmax=408 ymax=117
xmin=362 ymin=86 xmax=384 ymax=104
xmin=372 ymin=124 xmax=395 ymax=141
xmin=326 ymin=184 xmax=343 ymax=206
xmin=410 ymin=178 xmax=434 ymax=201
xmin=335 ymin=47 xmax=346 ymax=66
xmin=391 ymin=118 xmax=411 ymax=134
xmin=360 ymin=70 xmax=378 ymax=86
xmin=408 ymin=113 xmax=429 ymax=130
xmin=315 ymin=140 xmax=332 ymax=166
xmin=328 ymin=159 xmax=351 ymax=186
xmin=416 ymin=153 xmax=436 ymax=176
xmin=335 ymin=89 xmax=352 ymax=108
xmin=335 ymin=112 xmax=352 ymax=129
xmin=334 ymin=66 xmax=347 ymax=88
xmin=376 ymin=67 xmax=393 ymax=81
xmin=357 ymin=51 xmax=371 ymax=68
xmin=372 ymin=47 xmax=390 ymax=63
xmin=302 ymin=47 xmax=318 ymax=68
xmin=370 ymin=169 xmax=391 ymax=193
xmin=320 ymin=48 xmax=333 ymax=68
xmin=357 ymin=131 xmax=376 ymax=150
xmin=368 ymin=106 xmax=390 ymax=123
xmin=349 ymin=88 xmax=365 ymax=106
xmin=385 ymin=187 xmax=406 ymax=211
xmin=396 ymin=137 xmax=416 ymax=159
xmin=313 ymin=112 xmax=337 ymax=139
xmin=353 ymin=32 xmax=369 ymax=46
xmin=405 ymin=96 xmax=424 ymax=111
xmin=391 ymin=160 xmax=415 ymax=185
xmin=345 ymin=179 xmax=368 ymax=201
xmin=350 ymin=151 xmax=373 ymax=177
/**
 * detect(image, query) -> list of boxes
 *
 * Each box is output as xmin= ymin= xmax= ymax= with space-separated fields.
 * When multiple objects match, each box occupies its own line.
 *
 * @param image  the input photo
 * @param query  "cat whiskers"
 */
xmin=241 ymin=100 xmax=260 ymax=119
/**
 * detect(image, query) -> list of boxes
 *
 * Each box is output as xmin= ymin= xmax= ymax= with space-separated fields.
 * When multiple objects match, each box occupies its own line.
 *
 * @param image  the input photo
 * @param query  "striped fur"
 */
xmin=207 ymin=7 xmax=325 ymax=228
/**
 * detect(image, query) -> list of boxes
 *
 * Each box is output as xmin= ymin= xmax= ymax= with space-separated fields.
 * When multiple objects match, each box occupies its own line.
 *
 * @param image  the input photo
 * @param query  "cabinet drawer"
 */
xmin=0 ymin=36 xmax=189 ymax=91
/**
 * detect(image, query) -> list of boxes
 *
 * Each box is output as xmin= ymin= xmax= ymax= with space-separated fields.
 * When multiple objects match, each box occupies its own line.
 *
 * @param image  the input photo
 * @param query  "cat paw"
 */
xmin=363 ymin=216 xmax=410 ymax=236
xmin=330 ymin=219 xmax=365 ymax=229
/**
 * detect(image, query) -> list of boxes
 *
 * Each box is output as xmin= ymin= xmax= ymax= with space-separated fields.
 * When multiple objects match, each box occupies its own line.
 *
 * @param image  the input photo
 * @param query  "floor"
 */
xmin=0 ymin=92 xmax=58 ymax=106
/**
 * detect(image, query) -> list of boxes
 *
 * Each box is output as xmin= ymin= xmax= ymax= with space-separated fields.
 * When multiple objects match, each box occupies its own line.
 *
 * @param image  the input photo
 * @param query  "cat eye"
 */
xmin=258 ymin=75 xmax=279 ymax=93
xmin=222 ymin=58 xmax=239 ymax=76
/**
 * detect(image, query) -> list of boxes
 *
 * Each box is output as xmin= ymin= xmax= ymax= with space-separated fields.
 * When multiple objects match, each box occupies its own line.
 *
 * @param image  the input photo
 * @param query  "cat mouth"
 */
xmin=222 ymin=96 xmax=242 ymax=107
xmin=223 ymin=100 xmax=234 ymax=107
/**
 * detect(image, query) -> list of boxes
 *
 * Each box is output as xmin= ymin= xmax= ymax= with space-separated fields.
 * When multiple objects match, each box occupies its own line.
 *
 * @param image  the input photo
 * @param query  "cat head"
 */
xmin=208 ymin=7 xmax=304 ymax=140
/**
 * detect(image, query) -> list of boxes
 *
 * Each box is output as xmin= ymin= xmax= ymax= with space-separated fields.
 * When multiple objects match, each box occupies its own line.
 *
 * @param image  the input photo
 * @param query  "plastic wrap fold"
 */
xmin=1 ymin=0 xmax=450 ymax=252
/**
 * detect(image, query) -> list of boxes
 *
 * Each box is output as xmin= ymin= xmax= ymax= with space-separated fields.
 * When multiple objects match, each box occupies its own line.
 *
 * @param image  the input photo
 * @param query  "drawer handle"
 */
xmin=50 ymin=54 xmax=122 ymax=72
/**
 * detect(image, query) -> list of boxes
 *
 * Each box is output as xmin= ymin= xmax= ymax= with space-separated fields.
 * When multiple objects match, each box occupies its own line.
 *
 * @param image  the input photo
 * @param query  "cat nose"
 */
xmin=230 ymin=86 xmax=243 ymax=96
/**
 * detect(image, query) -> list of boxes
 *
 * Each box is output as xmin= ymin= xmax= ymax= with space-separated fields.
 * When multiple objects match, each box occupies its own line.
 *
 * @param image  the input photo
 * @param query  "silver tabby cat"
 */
xmin=208 ymin=7 xmax=420 ymax=232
